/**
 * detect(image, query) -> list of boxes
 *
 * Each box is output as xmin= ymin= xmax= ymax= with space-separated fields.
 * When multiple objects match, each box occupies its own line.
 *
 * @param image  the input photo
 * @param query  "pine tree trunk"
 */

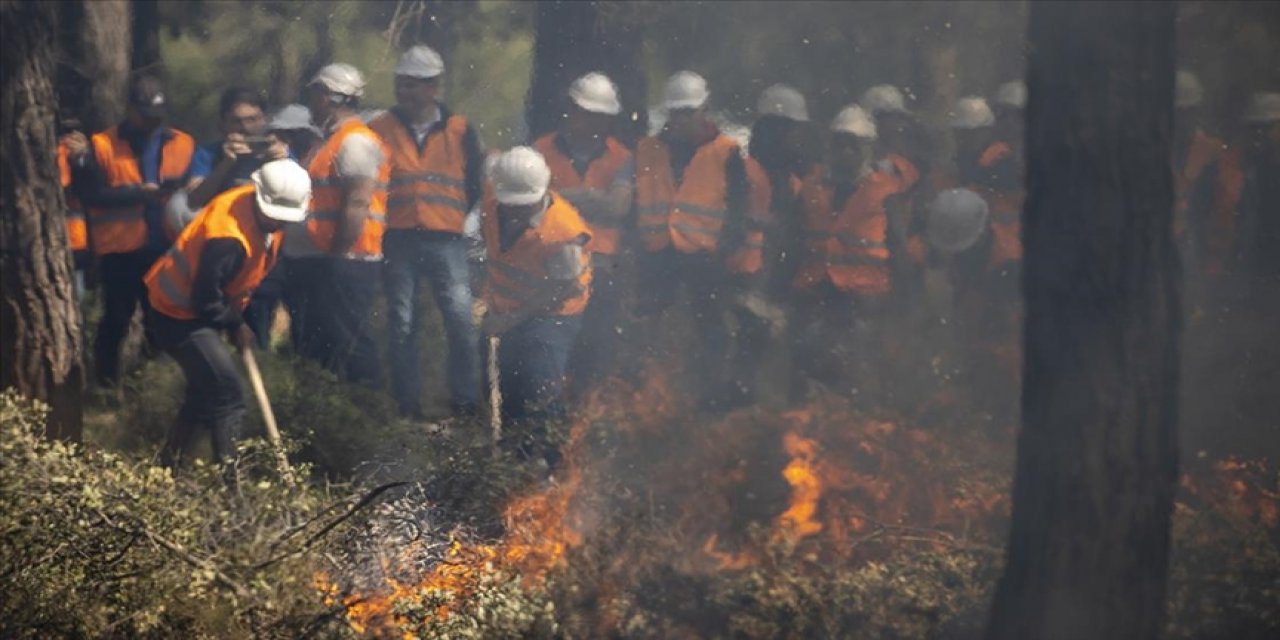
xmin=985 ymin=3 xmax=1180 ymax=639
xmin=527 ymin=1 xmax=647 ymax=145
xmin=1 ymin=0 xmax=86 ymax=441
xmin=56 ymin=0 xmax=131 ymax=131
xmin=130 ymin=0 xmax=162 ymax=75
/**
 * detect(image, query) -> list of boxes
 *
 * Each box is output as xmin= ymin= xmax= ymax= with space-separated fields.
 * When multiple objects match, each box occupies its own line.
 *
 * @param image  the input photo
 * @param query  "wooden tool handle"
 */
xmin=241 ymin=349 xmax=296 ymax=485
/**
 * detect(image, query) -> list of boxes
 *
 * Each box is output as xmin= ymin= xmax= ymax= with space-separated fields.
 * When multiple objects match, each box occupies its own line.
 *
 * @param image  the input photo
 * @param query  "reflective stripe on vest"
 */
xmin=481 ymin=192 xmax=592 ymax=317
xmin=369 ymin=112 xmax=469 ymax=233
xmin=792 ymin=166 xmax=895 ymax=296
xmin=88 ymin=126 xmax=195 ymax=255
xmin=145 ymin=184 xmax=281 ymax=320
xmin=305 ymin=117 xmax=391 ymax=258
xmin=534 ymin=133 xmax=633 ymax=255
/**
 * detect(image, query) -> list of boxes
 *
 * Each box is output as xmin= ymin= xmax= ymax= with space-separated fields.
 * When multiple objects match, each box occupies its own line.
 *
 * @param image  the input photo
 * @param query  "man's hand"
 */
xmin=232 ymin=324 xmax=256 ymax=352
xmin=140 ymin=182 xmax=165 ymax=205
xmin=61 ymin=132 xmax=89 ymax=160
xmin=222 ymin=133 xmax=251 ymax=161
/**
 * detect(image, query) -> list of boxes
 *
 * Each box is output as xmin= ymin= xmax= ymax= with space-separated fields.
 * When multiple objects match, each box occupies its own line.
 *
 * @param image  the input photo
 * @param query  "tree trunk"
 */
xmin=56 ymin=0 xmax=131 ymax=132
xmin=1 ymin=0 xmax=86 ymax=441
xmin=985 ymin=3 xmax=1179 ymax=639
xmin=526 ymin=1 xmax=647 ymax=145
xmin=130 ymin=0 xmax=162 ymax=75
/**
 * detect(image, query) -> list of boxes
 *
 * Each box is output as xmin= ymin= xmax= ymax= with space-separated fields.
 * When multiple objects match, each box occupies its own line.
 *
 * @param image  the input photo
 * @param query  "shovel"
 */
xmin=241 ymin=348 xmax=296 ymax=486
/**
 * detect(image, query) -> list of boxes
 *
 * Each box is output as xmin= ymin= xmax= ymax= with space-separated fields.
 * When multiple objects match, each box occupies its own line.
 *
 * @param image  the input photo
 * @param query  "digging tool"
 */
xmin=241 ymin=348 xmax=296 ymax=485
xmin=488 ymin=335 xmax=502 ymax=447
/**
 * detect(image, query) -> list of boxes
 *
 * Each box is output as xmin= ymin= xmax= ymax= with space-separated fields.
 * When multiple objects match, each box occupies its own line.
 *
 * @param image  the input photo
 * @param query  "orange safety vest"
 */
xmin=534 ymin=132 xmax=632 ymax=256
xmin=145 ymin=184 xmax=282 ymax=321
xmin=1174 ymin=130 xmax=1242 ymax=275
xmin=88 ymin=126 xmax=195 ymax=255
xmin=368 ymin=111 xmax=470 ymax=233
xmin=883 ymin=152 xmax=921 ymax=193
xmin=974 ymin=140 xmax=1025 ymax=270
xmin=792 ymin=165 xmax=898 ymax=296
xmin=635 ymin=134 xmax=771 ymax=273
xmin=481 ymin=192 xmax=593 ymax=317
xmin=57 ymin=141 xmax=89 ymax=252
xmin=306 ymin=117 xmax=391 ymax=258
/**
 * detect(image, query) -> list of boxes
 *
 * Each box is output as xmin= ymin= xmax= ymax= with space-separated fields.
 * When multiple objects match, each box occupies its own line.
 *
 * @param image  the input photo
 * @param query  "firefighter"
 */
xmin=481 ymin=147 xmax=593 ymax=470
xmin=144 ymin=159 xmax=311 ymax=468
xmin=368 ymin=46 xmax=486 ymax=420
xmin=634 ymin=71 xmax=773 ymax=413
xmin=73 ymin=75 xmax=196 ymax=388
xmin=532 ymin=72 xmax=634 ymax=395
xmin=1174 ymin=70 xmax=1243 ymax=282
xmin=751 ymin=83 xmax=818 ymax=299
xmin=789 ymin=105 xmax=905 ymax=403
xmin=290 ymin=63 xmax=391 ymax=385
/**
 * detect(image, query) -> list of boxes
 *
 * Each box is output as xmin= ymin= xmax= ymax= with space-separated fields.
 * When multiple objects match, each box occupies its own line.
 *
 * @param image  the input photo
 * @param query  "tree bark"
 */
xmin=56 ymin=0 xmax=131 ymax=132
xmin=130 ymin=0 xmax=162 ymax=76
xmin=985 ymin=3 xmax=1179 ymax=639
xmin=1 ymin=0 xmax=86 ymax=441
xmin=526 ymin=1 xmax=647 ymax=145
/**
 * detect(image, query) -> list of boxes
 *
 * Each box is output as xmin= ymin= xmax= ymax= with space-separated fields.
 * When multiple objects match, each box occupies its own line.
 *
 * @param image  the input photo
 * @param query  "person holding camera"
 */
xmin=183 ymin=87 xmax=288 ymax=215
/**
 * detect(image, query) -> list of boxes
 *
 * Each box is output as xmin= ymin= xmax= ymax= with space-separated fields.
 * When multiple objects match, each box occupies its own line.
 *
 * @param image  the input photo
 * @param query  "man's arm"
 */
xmin=191 ymin=238 xmax=248 ymax=330
xmin=718 ymin=151 xmax=751 ymax=253
xmin=330 ymin=131 xmax=385 ymax=256
xmin=483 ymin=239 xmax=588 ymax=334
xmin=72 ymin=146 xmax=150 ymax=209
xmin=462 ymin=124 xmax=486 ymax=211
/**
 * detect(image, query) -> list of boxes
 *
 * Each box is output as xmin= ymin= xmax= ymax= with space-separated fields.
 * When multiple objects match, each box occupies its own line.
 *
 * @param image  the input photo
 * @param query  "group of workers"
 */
xmin=55 ymin=44 xmax=1280 ymax=474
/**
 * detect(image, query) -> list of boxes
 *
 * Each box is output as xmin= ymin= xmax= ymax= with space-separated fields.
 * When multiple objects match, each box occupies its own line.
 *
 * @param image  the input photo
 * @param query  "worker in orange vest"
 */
xmin=1174 ymin=71 xmax=1243 ymax=283
xmin=144 ymin=159 xmax=310 ymax=468
xmin=481 ymin=147 xmax=592 ymax=470
xmin=57 ymin=119 xmax=92 ymax=302
xmin=72 ymin=75 xmax=196 ymax=387
xmin=368 ymin=46 xmax=486 ymax=420
xmin=789 ymin=105 xmax=905 ymax=403
xmin=288 ymin=63 xmax=391 ymax=385
xmin=751 ymin=84 xmax=819 ymax=300
xmin=634 ymin=71 xmax=773 ymax=413
xmin=532 ymin=72 xmax=634 ymax=396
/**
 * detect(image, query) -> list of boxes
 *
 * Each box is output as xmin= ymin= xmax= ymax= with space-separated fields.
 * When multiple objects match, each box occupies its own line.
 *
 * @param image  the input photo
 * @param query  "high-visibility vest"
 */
xmin=1174 ymin=130 xmax=1242 ymax=275
xmin=368 ymin=112 xmax=470 ymax=233
xmin=145 ymin=184 xmax=281 ymax=321
xmin=533 ymin=132 xmax=632 ymax=255
xmin=792 ymin=165 xmax=898 ymax=296
xmin=305 ymin=117 xmax=391 ymax=258
xmin=975 ymin=140 xmax=1025 ymax=270
xmin=635 ymin=134 xmax=771 ymax=273
xmin=57 ymin=141 xmax=89 ymax=252
xmin=481 ymin=192 xmax=592 ymax=317
xmin=88 ymin=126 xmax=195 ymax=255
xmin=883 ymin=152 xmax=920 ymax=193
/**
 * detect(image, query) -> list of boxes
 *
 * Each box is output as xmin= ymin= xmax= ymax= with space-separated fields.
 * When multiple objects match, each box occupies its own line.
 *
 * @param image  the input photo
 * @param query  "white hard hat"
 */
xmin=927 ymin=188 xmax=990 ymax=254
xmin=568 ymin=72 xmax=621 ymax=115
xmin=830 ymin=104 xmax=877 ymax=139
xmin=309 ymin=63 xmax=365 ymax=98
xmin=490 ymin=146 xmax=551 ymax=206
xmin=163 ymin=189 xmax=198 ymax=238
xmin=1176 ymin=70 xmax=1203 ymax=109
xmin=1243 ymin=91 xmax=1280 ymax=123
xmin=251 ymin=159 xmax=312 ymax=222
xmin=861 ymin=84 xmax=909 ymax=115
xmin=949 ymin=96 xmax=995 ymax=129
xmin=757 ymin=83 xmax=809 ymax=122
xmin=395 ymin=45 xmax=445 ymax=79
xmin=267 ymin=104 xmax=322 ymax=138
xmin=664 ymin=71 xmax=709 ymax=110
xmin=994 ymin=81 xmax=1026 ymax=110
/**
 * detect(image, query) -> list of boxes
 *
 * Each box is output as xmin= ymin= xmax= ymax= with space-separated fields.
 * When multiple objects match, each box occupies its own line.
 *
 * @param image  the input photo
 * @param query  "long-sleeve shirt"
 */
xmin=190 ymin=238 xmax=251 ymax=331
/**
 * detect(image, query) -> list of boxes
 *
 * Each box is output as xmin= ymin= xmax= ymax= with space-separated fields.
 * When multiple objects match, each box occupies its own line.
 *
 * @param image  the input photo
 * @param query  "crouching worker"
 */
xmin=481 ymin=147 xmax=592 ymax=472
xmin=144 ymin=159 xmax=311 ymax=469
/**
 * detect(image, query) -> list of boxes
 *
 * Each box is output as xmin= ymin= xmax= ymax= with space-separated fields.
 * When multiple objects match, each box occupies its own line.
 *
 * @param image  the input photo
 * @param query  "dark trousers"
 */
xmin=383 ymin=230 xmax=481 ymax=416
xmin=150 ymin=314 xmax=245 ymax=467
xmin=787 ymin=282 xmax=885 ymax=404
xmin=313 ymin=258 xmax=383 ymax=386
xmin=95 ymin=248 xmax=161 ymax=385
xmin=498 ymin=315 xmax=582 ymax=467
xmin=284 ymin=256 xmax=328 ymax=361
xmin=567 ymin=253 xmax=626 ymax=396
xmin=636 ymin=249 xmax=762 ymax=412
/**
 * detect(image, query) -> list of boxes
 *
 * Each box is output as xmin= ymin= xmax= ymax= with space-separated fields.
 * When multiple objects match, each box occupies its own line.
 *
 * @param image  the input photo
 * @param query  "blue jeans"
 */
xmin=383 ymin=230 xmax=481 ymax=416
xmin=498 ymin=314 xmax=582 ymax=467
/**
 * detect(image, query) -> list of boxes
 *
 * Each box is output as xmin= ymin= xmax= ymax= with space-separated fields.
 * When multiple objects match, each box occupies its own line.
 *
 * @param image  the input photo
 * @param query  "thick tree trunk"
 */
xmin=985 ymin=3 xmax=1180 ymax=639
xmin=527 ymin=1 xmax=647 ymax=145
xmin=1 ymin=0 xmax=86 ymax=441
xmin=56 ymin=0 xmax=131 ymax=131
xmin=130 ymin=0 xmax=162 ymax=75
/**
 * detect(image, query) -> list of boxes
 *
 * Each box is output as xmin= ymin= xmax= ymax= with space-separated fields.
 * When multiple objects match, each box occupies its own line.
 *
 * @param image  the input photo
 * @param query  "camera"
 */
xmin=242 ymin=136 xmax=272 ymax=156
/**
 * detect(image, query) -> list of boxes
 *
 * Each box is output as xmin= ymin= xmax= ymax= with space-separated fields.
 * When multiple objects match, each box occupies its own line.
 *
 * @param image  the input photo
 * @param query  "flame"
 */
xmin=775 ymin=432 xmax=824 ymax=540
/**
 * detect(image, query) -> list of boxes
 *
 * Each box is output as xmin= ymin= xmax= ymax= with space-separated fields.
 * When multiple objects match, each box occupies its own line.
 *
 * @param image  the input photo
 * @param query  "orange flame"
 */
xmin=775 ymin=432 xmax=824 ymax=540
